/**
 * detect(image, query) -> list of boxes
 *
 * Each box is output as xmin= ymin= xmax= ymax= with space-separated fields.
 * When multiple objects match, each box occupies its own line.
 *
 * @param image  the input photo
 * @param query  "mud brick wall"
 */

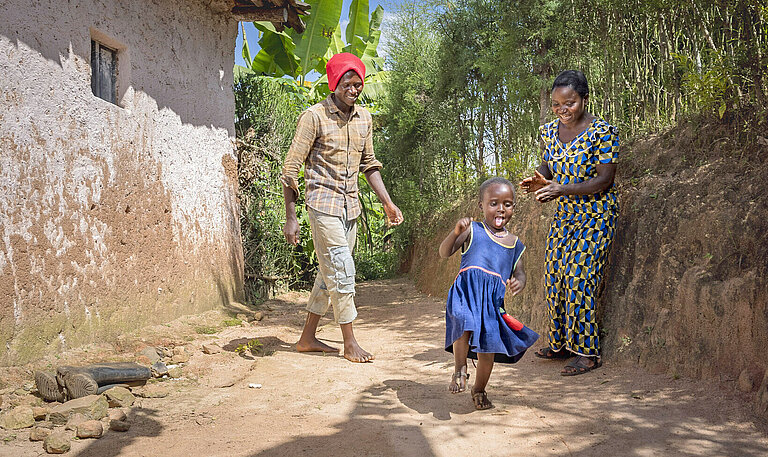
xmin=0 ymin=0 xmax=243 ymax=364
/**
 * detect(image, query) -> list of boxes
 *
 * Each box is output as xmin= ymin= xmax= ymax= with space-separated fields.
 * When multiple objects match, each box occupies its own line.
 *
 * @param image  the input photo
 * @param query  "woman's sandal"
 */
xmin=560 ymin=356 xmax=602 ymax=376
xmin=471 ymin=390 xmax=493 ymax=410
xmin=449 ymin=371 xmax=469 ymax=393
xmin=534 ymin=347 xmax=572 ymax=359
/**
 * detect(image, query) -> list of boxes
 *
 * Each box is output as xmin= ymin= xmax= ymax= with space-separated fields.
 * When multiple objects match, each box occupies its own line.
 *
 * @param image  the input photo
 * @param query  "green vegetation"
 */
xmin=235 ymin=0 xmax=767 ymax=294
xmin=236 ymin=73 xmax=311 ymax=302
xmin=235 ymin=0 xmax=398 ymax=301
xmin=235 ymin=338 xmax=263 ymax=356
xmin=194 ymin=326 xmax=218 ymax=335
xmin=237 ymin=0 xmax=387 ymax=104
xmin=378 ymin=0 xmax=767 ymax=236
xmin=222 ymin=318 xmax=243 ymax=327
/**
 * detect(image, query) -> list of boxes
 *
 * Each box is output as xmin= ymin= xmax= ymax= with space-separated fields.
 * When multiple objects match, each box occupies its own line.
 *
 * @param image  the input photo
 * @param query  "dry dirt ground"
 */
xmin=2 ymin=278 xmax=768 ymax=457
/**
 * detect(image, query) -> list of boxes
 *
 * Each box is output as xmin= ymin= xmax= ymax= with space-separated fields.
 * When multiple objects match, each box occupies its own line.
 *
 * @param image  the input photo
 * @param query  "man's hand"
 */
xmin=520 ymin=170 xmax=551 ymax=194
xmin=283 ymin=216 xmax=300 ymax=245
xmin=384 ymin=202 xmax=404 ymax=226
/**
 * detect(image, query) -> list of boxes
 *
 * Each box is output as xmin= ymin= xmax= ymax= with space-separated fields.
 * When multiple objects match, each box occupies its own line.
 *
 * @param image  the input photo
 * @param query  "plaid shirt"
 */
xmin=281 ymin=95 xmax=382 ymax=219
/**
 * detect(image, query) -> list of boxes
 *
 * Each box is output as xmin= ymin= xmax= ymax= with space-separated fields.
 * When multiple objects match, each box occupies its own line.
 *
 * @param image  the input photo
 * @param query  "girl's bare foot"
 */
xmin=449 ymin=366 xmax=469 ymax=393
xmin=343 ymin=342 xmax=374 ymax=363
xmin=296 ymin=337 xmax=339 ymax=353
xmin=471 ymin=389 xmax=493 ymax=410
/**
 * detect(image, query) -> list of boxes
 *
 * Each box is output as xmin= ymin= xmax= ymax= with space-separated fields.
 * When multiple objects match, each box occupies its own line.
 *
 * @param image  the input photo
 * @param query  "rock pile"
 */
xmin=0 ymin=390 xmax=132 ymax=454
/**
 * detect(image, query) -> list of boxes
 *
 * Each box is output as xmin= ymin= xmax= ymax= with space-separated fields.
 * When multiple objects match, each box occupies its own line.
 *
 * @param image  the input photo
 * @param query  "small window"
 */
xmin=91 ymin=40 xmax=117 ymax=104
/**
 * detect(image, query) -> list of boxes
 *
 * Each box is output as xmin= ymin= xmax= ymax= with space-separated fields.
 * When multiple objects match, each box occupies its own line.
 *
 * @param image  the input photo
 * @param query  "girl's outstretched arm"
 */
xmin=506 ymin=261 xmax=527 ymax=296
xmin=439 ymin=217 xmax=472 ymax=258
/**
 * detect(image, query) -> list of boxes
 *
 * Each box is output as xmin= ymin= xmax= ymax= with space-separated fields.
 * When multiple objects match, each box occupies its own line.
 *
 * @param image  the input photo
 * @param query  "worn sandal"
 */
xmin=449 ymin=371 xmax=469 ymax=393
xmin=471 ymin=390 xmax=493 ymax=410
xmin=534 ymin=347 xmax=572 ymax=359
xmin=561 ymin=356 xmax=602 ymax=376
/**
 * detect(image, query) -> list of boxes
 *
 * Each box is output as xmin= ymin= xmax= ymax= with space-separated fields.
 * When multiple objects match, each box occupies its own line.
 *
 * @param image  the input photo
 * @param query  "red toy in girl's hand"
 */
xmin=499 ymin=308 xmax=524 ymax=331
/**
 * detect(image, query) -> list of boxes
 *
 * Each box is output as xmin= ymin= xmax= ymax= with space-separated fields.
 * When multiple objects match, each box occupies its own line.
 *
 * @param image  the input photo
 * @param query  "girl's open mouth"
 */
xmin=494 ymin=216 xmax=504 ymax=227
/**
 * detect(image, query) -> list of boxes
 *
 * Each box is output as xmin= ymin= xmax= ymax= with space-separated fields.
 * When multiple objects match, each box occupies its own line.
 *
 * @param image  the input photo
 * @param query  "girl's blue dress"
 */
xmin=445 ymin=221 xmax=539 ymax=363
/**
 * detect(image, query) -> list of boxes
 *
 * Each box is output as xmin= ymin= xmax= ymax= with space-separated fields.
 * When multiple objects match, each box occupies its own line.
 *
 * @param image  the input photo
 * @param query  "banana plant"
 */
xmin=236 ymin=0 xmax=388 ymax=105
xmin=242 ymin=21 xmax=301 ymax=78
xmin=289 ymin=0 xmax=344 ymax=85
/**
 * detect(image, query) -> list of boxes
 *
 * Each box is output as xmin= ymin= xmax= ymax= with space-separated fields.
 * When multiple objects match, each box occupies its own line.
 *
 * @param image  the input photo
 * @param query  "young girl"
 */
xmin=439 ymin=177 xmax=539 ymax=410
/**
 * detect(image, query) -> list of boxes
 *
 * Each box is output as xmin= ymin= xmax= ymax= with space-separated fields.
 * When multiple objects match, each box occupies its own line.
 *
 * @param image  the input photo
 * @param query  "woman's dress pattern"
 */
xmin=540 ymin=118 xmax=619 ymax=357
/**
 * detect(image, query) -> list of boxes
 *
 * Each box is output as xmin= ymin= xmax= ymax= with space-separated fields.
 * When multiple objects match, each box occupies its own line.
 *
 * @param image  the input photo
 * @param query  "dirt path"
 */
xmin=3 ymin=278 xmax=768 ymax=456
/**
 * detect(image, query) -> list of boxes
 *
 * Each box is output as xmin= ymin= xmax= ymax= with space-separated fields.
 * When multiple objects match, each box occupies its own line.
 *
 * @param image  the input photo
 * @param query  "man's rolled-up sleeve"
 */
xmin=281 ymin=110 xmax=317 ymax=194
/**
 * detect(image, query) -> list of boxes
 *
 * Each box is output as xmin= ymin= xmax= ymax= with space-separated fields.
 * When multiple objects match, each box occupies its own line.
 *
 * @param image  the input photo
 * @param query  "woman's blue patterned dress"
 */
xmin=445 ymin=222 xmax=539 ymax=363
xmin=540 ymin=118 xmax=619 ymax=357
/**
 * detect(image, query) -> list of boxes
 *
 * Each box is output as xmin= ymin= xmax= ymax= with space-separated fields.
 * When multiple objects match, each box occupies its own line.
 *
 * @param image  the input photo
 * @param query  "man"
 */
xmin=281 ymin=53 xmax=403 ymax=363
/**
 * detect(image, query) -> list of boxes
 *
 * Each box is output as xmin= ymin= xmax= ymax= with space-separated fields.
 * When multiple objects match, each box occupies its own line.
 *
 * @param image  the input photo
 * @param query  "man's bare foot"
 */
xmin=343 ymin=342 xmax=374 ymax=363
xmin=296 ymin=337 xmax=339 ymax=353
xmin=449 ymin=366 xmax=469 ymax=393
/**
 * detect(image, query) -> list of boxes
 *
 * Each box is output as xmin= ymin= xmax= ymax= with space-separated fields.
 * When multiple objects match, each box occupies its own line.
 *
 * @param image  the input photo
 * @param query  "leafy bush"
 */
xmin=354 ymin=249 xmax=401 ymax=281
xmin=235 ymin=73 xmax=315 ymax=302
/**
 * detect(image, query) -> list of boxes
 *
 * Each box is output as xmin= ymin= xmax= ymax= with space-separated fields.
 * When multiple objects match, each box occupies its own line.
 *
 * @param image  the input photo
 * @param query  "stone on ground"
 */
xmin=168 ymin=367 xmax=183 ymax=378
xmin=108 ymin=408 xmax=127 ymax=421
xmin=104 ymin=386 xmax=135 ymax=407
xmin=64 ymin=412 xmax=88 ymax=430
xmin=151 ymin=361 xmax=169 ymax=378
xmin=43 ymin=429 xmax=71 ymax=454
xmin=76 ymin=420 xmax=104 ymax=439
xmin=140 ymin=347 xmax=162 ymax=364
xmin=134 ymin=384 xmax=170 ymax=398
xmin=109 ymin=419 xmax=131 ymax=432
xmin=29 ymin=424 xmax=53 ymax=441
xmin=171 ymin=346 xmax=190 ymax=364
xmin=48 ymin=395 xmax=108 ymax=425
xmin=201 ymin=343 xmax=222 ymax=354
xmin=32 ymin=406 xmax=49 ymax=421
xmin=0 ymin=405 xmax=35 ymax=429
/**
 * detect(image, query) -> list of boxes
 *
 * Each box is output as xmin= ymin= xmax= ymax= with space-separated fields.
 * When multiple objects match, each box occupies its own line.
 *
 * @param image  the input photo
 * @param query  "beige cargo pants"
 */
xmin=306 ymin=207 xmax=358 ymax=324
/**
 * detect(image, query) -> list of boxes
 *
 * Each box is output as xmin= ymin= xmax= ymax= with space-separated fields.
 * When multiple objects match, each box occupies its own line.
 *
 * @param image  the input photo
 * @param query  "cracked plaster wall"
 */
xmin=0 ymin=0 xmax=244 ymax=364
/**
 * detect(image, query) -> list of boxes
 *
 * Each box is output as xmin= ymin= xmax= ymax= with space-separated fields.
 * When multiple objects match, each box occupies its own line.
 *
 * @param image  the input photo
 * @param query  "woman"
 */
xmin=520 ymin=70 xmax=619 ymax=376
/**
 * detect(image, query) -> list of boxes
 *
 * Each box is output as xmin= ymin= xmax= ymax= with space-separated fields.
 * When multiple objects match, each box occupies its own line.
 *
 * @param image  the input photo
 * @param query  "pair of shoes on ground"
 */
xmin=560 ymin=356 xmax=602 ymax=376
xmin=534 ymin=347 xmax=602 ymax=376
xmin=449 ymin=371 xmax=493 ymax=410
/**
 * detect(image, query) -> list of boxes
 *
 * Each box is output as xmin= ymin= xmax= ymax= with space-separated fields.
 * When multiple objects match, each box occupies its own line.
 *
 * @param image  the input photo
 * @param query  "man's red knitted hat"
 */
xmin=326 ymin=53 xmax=366 ymax=91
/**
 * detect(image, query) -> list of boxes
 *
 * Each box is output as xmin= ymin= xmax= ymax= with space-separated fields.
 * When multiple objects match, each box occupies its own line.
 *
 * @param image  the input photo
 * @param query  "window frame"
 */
xmin=90 ymin=39 xmax=118 ymax=105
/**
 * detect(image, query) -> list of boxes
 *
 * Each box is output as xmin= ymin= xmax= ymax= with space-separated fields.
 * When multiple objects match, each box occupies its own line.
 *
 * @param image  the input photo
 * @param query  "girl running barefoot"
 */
xmin=439 ymin=177 xmax=539 ymax=410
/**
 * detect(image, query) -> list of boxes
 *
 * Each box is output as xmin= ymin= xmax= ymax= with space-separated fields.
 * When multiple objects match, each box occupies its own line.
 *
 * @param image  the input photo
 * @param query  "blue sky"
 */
xmin=234 ymin=0 xmax=397 ymax=69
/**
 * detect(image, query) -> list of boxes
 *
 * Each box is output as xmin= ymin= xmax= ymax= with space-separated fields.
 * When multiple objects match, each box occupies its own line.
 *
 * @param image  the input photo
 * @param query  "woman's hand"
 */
xmin=534 ymin=182 xmax=564 ymax=203
xmin=454 ymin=217 xmax=473 ymax=236
xmin=520 ymin=170 xmax=551 ymax=194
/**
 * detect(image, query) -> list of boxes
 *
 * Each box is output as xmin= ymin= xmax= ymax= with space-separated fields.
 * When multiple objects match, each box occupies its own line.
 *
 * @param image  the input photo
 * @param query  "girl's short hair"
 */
xmin=479 ymin=177 xmax=515 ymax=200
xmin=552 ymin=70 xmax=589 ymax=98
